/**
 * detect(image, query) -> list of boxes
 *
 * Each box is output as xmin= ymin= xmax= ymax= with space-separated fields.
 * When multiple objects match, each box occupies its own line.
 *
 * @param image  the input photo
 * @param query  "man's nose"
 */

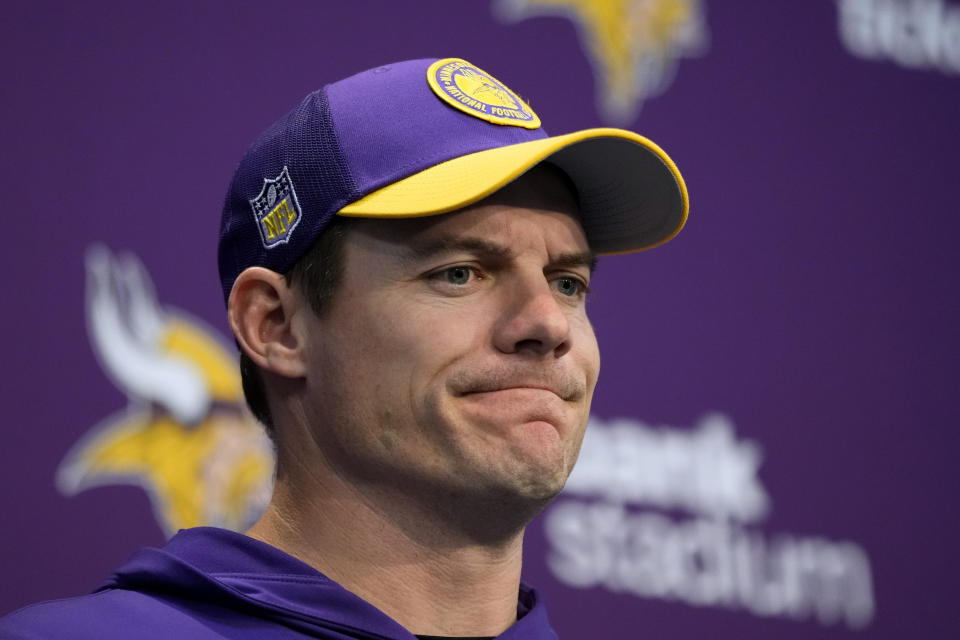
xmin=492 ymin=276 xmax=572 ymax=357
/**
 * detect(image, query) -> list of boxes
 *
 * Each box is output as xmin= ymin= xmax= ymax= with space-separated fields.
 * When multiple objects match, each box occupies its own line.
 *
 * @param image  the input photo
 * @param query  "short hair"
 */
xmin=239 ymin=217 xmax=353 ymax=439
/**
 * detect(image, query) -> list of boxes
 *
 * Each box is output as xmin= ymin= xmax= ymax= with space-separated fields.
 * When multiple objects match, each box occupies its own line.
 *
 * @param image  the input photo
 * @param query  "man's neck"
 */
xmin=247 ymin=470 xmax=527 ymax=638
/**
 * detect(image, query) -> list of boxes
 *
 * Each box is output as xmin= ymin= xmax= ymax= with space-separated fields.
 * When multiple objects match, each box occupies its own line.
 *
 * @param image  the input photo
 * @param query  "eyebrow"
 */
xmin=404 ymin=235 xmax=597 ymax=273
xmin=406 ymin=236 xmax=510 ymax=261
xmin=552 ymin=250 xmax=598 ymax=274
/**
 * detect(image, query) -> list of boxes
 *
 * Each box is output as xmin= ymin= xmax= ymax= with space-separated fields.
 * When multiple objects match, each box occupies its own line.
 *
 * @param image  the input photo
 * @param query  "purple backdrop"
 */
xmin=2 ymin=1 xmax=959 ymax=637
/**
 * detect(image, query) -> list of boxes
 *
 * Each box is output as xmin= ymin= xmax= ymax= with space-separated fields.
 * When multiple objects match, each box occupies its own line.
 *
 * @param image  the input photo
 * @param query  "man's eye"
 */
xmin=554 ymin=277 xmax=587 ymax=297
xmin=443 ymin=266 xmax=473 ymax=285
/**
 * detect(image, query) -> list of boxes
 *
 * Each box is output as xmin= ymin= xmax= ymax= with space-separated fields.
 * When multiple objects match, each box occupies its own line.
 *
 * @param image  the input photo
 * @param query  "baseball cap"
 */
xmin=218 ymin=57 xmax=688 ymax=304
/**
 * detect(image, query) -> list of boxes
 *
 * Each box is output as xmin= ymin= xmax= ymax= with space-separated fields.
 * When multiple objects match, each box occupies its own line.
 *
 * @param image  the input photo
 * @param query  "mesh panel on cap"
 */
xmin=217 ymin=88 xmax=358 ymax=305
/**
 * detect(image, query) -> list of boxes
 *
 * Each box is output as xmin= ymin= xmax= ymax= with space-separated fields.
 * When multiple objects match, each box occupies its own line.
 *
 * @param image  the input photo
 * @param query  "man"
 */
xmin=0 ymin=57 xmax=687 ymax=638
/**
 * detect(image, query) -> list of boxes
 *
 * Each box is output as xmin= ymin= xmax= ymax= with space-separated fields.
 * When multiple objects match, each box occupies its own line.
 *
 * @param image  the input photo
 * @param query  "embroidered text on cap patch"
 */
xmin=427 ymin=58 xmax=541 ymax=129
xmin=249 ymin=166 xmax=302 ymax=249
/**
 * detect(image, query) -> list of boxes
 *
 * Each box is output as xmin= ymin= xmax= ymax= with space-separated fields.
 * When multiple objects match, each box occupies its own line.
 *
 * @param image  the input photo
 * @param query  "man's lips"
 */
xmin=461 ymin=385 xmax=564 ymax=399
xmin=449 ymin=368 xmax=585 ymax=402
xmin=456 ymin=387 xmax=571 ymax=429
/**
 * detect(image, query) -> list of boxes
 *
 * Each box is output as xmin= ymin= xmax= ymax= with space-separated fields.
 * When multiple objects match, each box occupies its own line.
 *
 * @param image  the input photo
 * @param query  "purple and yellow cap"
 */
xmin=218 ymin=57 xmax=688 ymax=303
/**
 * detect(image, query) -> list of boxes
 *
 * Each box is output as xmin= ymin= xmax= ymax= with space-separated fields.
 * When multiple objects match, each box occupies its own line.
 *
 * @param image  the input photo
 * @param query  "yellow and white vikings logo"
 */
xmin=56 ymin=246 xmax=274 ymax=536
xmin=494 ymin=0 xmax=708 ymax=124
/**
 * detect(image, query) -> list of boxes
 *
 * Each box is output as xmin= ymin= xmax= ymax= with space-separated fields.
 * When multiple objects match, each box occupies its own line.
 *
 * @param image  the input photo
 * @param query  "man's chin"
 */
xmin=512 ymin=467 xmax=570 ymax=503
xmin=475 ymin=454 xmax=572 ymax=511
xmin=443 ymin=474 xmax=565 ymax=543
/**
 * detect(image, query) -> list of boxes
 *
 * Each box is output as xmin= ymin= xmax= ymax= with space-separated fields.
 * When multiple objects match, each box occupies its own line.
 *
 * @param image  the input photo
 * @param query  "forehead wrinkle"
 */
xmin=348 ymin=200 xmax=591 ymax=273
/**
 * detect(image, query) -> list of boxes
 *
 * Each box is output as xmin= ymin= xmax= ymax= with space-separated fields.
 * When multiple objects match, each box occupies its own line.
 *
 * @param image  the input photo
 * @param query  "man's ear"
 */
xmin=228 ymin=267 xmax=307 ymax=378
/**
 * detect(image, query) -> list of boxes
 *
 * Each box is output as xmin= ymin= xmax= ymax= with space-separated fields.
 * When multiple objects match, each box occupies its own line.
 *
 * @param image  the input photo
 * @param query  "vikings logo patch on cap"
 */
xmin=249 ymin=166 xmax=302 ymax=249
xmin=427 ymin=58 xmax=541 ymax=129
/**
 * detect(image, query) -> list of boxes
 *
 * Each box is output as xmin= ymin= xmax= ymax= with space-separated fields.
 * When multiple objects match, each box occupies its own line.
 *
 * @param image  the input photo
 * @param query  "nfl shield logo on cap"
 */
xmin=249 ymin=166 xmax=303 ymax=249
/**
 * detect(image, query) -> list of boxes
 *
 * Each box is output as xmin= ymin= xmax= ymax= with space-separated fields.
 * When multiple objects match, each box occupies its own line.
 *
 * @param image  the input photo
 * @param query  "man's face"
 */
xmin=297 ymin=168 xmax=600 ymax=514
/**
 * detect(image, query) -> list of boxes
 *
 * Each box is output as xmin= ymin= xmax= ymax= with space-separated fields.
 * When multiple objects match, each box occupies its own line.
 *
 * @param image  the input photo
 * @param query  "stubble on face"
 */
xmin=295 ymin=167 xmax=600 ymax=537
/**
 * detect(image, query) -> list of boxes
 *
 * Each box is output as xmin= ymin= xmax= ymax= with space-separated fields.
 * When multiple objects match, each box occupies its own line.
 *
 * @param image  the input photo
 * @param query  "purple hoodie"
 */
xmin=0 ymin=527 xmax=558 ymax=639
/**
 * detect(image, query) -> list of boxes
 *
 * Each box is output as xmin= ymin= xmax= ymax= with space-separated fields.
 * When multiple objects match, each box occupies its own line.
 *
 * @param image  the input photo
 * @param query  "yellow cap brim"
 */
xmin=338 ymin=127 xmax=688 ymax=255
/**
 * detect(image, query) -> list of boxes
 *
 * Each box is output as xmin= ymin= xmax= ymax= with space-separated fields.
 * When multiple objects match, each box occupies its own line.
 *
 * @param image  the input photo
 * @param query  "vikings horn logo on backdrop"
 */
xmin=56 ymin=246 xmax=274 ymax=536
xmin=494 ymin=0 xmax=708 ymax=124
